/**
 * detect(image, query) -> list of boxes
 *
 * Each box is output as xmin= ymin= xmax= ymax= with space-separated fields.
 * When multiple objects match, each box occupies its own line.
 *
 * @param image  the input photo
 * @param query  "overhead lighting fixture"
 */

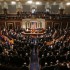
xmin=11 ymin=1 xmax=16 ymax=5
xmin=66 ymin=2 xmax=70 ymax=6
xmin=36 ymin=1 xmax=42 ymax=5
xmin=26 ymin=0 xmax=32 ymax=4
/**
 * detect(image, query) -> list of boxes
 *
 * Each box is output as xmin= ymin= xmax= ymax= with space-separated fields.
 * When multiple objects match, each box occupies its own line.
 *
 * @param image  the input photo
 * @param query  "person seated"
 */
xmin=41 ymin=62 xmax=49 ymax=70
xmin=60 ymin=62 xmax=68 ymax=70
xmin=39 ymin=54 xmax=45 ymax=67
xmin=55 ymin=60 xmax=61 ymax=70
xmin=67 ymin=62 xmax=70 ymax=70
xmin=49 ymin=62 xmax=55 ymax=70
xmin=67 ymin=51 xmax=70 ymax=62
xmin=56 ymin=53 xmax=61 ymax=62
xmin=45 ymin=53 xmax=51 ymax=65
xmin=21 ymin=62 xmax=29 ymax=70
xmin=50 ymin=52 xmax=56 ymax=64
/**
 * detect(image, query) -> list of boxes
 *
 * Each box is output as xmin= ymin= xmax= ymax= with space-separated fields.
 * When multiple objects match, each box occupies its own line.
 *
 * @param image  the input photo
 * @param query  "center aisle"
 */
xmin=30 ymin=45 xmax=39 ymax=70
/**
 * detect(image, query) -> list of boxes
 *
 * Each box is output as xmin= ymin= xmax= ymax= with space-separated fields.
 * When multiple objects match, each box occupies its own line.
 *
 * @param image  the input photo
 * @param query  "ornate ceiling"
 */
xmin=0 ymin=0 xmax=69 ymax=5
xmin=0 ymin=0 xmax=69 ymax=2
xmin=0 ymin=0 xmax=69 ymax=14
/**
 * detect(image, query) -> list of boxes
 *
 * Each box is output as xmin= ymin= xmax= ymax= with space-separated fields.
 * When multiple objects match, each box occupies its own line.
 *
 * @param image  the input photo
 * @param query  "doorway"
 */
xmin=8 ymin=23 xmax=13 ymax=30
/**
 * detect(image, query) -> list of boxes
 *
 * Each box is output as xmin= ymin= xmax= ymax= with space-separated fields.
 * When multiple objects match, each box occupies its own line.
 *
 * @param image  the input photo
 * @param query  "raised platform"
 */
xmin=23 ymin=33 xmax=44 ymax=35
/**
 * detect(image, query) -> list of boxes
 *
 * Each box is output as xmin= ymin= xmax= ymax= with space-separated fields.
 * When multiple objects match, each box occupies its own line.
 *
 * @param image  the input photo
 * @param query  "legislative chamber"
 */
xmin=0 ymin=0 xmax=70 ymax=70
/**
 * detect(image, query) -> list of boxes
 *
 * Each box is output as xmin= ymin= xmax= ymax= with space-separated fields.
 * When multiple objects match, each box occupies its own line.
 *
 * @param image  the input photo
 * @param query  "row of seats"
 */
xmin=38 ymin=28 xmax=70 ymax=70
xmin=0 ymin=64 xmax=29 ymax=70
xmin=0 ymin=29 xmax=33 ymax=70
xmin=41 ymin=62 xmax=70 ymax=70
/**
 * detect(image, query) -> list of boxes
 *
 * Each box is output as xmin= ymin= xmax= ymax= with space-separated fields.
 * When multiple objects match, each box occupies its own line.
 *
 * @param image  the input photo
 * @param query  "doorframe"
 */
xmin=6 ymin=22 xmax=14 ymax=30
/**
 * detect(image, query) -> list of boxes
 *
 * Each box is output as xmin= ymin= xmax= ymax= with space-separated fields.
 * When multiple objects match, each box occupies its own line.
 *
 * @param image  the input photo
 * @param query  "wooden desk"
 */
xmin=23 ymin=33 xmax=44 ymax=35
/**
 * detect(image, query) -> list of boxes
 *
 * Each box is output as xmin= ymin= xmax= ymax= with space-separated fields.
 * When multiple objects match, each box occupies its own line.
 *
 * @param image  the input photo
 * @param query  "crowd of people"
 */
xmin=0 ymin=27 xmax=70 ymax=70
xmin=0 ymin=28 xmax=32 ymax=70
xmin=38 ymin=28 xmax=70 ymax=70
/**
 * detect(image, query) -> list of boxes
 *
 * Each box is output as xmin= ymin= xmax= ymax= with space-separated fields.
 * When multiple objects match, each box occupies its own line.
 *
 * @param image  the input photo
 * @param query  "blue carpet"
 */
xmin=30 ymin=46 xmax=39 ymax=70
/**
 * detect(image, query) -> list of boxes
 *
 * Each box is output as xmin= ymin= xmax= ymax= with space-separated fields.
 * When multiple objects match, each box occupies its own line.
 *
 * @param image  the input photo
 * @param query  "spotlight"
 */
xmin=66 ymin=2 xmax=70 ymax=6
xmin=11 ymin=1 xmax=16 ymax=5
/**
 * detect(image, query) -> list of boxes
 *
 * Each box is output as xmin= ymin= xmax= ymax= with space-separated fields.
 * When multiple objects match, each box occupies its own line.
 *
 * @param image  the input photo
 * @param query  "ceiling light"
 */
xmin=11 ymin=1 xmax=16 ymax=5
xmin=26 ymin=0 xmax=32 ymax=4
xmin=66 ymin=2 xmax=70 ymax=6
xmin=36 ymin=1 xmax=42 ymax=5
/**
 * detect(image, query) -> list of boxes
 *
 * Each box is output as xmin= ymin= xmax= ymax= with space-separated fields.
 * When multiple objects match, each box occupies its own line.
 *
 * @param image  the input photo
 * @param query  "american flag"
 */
xmin=31 ymin=21 xmax=37 ymax=29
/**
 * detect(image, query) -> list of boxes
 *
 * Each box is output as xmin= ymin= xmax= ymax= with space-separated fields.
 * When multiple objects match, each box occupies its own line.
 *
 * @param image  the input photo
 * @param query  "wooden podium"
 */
xmin=22 ymin=28 xmax=44 ymax=36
